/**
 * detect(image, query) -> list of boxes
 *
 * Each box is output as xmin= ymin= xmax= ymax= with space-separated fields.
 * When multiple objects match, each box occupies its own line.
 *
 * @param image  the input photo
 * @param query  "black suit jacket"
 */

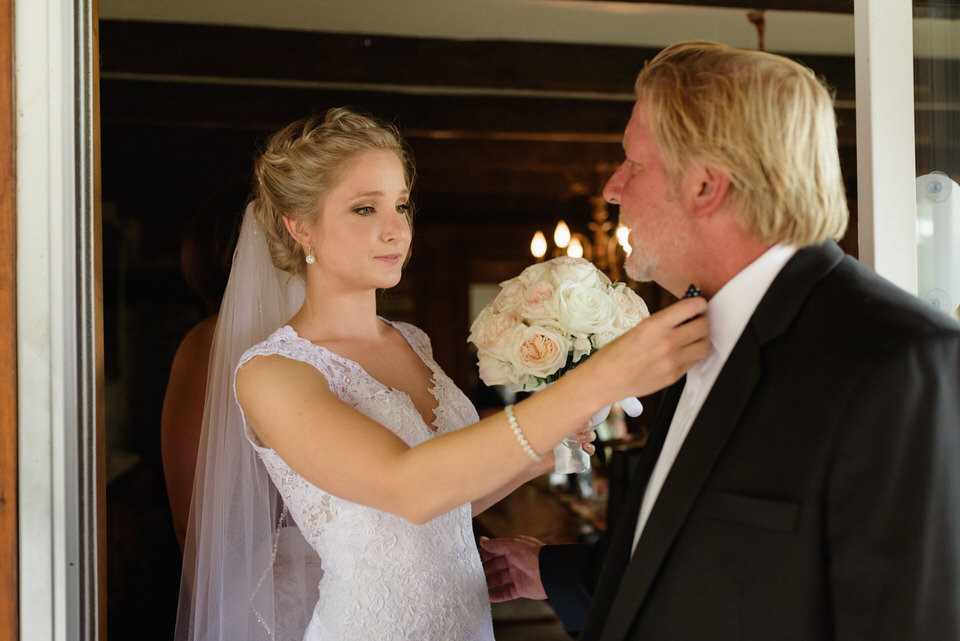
xmin=542 ymin=242 xmax=960 ymax=640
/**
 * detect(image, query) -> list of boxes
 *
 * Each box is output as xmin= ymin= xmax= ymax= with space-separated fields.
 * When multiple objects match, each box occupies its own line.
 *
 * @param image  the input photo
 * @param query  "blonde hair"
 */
xmin=635 ymin=41 xmax=848 ymax=247
xmin=251 ymin=107 xmax=416 ymax=277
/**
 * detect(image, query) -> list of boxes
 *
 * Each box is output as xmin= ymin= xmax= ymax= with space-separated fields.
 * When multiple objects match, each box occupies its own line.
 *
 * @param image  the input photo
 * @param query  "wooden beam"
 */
xmin=97 ymin=20 xmax=860 ymax=232
xmin=98 ymin=21 xmax=857 ymax=98
xmin=98 ymin=21 xmax=658 ymax=95
xmin=98 ymin=77 xmax=636 ymax=133
xmin=607 ymin=0 xmax=854 ymax=12
xmin=0 ymin=0 xmax=18 ymax=636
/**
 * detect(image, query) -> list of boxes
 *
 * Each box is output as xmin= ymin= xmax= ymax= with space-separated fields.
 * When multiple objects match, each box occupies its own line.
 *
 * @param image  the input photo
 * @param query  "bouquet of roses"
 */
xmin=468 ymin=256 xmax=649 ymax=415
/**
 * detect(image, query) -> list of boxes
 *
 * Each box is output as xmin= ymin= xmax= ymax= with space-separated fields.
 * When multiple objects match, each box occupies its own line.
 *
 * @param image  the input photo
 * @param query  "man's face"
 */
xmin=603 ymin=101 xmax=686 ymax=287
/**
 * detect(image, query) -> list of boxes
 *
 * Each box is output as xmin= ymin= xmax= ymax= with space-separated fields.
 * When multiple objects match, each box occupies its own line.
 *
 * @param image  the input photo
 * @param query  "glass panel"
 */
xmin=914 ymin=1 xmax=960 ymax=318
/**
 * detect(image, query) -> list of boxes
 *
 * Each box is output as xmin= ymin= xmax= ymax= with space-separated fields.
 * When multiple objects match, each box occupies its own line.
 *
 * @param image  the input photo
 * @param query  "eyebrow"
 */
xmin=350 ymin=190 xmax=410 ymax=199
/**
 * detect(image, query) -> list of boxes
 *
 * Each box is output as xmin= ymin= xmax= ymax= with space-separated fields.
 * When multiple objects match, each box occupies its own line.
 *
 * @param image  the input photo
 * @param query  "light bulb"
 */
xmin=553 ymin=221 xmax=571 ymax=248
xmin=616 ymin=225 xmax=632 ymax=255
xmin=567 ymin=237 xmax=584 ymax=258
xmin=530 ymin=231 xmax=547 ymax=258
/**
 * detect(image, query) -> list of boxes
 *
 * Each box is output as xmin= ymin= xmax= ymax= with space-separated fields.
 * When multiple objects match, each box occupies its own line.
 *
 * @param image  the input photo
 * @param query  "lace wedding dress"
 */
xmin=238 ymin=321 xmax=495 ymax=641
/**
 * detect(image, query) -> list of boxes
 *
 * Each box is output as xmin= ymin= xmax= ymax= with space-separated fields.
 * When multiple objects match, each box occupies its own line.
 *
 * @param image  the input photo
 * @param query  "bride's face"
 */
xmin=305 ymin=149 xmax=412 ymax=290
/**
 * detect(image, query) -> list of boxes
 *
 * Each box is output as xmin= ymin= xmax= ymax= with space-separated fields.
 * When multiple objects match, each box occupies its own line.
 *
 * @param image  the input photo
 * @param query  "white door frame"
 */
xmin=16 ymin=0 xmax=102 ymax=639
xmin=855 ymin=0 xmax=917 ymax=292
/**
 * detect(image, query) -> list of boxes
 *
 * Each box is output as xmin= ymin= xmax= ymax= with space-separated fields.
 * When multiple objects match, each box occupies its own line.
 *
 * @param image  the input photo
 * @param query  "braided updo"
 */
xmin=251 ymin=107 xmax=416 ymax=277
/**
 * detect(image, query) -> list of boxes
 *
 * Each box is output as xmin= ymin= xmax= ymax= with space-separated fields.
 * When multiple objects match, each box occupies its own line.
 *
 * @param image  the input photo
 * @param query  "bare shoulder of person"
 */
xmin=235 ymin=354 xmax=335 ymax=449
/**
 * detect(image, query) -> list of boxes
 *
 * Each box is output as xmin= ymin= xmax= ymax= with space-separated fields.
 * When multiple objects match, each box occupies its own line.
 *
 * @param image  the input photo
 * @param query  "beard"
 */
xmin=624 ymin=253 xmax=655 ymax=282
xmin=623 ymin=238 xmax=658 ymax=282
xmin=622 ymin=225 xmax=683 ymax=285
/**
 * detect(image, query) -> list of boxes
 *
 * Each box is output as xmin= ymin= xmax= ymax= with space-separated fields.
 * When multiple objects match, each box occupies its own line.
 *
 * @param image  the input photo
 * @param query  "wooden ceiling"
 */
xmin=98 ymin=2 xmax=865 ymax=234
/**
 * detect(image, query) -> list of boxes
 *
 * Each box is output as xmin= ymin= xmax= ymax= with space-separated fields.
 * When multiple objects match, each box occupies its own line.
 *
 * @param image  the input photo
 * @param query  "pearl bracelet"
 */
xmin=504 ymin=404 xmax=543 ymax=463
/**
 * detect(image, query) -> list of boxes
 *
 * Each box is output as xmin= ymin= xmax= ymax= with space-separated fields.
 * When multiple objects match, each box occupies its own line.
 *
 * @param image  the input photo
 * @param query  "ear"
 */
xmin=687 ymin=165 xmax=731 ymax=218
xmin=282 ymin=214 xmax=311 ymax=247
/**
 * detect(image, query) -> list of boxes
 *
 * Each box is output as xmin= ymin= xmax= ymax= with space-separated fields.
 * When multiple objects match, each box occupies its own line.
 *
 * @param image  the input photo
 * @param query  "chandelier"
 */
xmin=530 ymin=195 xmax=632 ymax=281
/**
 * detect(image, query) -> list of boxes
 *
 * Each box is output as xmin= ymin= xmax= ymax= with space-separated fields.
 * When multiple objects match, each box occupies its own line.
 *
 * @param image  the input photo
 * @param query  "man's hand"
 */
xmin=479 ymin=535 xmax=547 ymax=602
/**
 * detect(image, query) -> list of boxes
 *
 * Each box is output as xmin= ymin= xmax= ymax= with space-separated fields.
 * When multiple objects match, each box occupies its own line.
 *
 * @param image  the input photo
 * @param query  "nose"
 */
xmin=384 ymin=211 xmax=411 ymax=242
xmin=603 ymin=163 xmax=626 ymax=205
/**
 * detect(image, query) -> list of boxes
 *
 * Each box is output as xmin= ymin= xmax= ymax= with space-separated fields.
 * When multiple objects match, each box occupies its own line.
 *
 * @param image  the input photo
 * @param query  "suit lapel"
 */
xmin=592 ymin=242 xmax=846 ymax=641
xmin=597 ymin=333 xmax=763 ymax=641
xmin=578 ymin=379 xmax=686 ymax=641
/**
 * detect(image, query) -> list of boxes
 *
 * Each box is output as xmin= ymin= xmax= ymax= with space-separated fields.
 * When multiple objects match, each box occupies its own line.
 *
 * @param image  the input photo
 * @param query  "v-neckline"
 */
xmin=282 ymin=321 xmax=442 ymax=430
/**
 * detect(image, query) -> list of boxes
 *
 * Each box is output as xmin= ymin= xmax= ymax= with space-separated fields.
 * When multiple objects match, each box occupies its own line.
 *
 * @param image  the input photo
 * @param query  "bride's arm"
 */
xmin=237 ymin=358 xmax=593 ymax=524
xmin=470 ymin=458 xmax=553 ymax=517
xmin=470 ymin=427 xmax=596 ymax=516
xmin=236 ymin=296 xmax=708 ymax=524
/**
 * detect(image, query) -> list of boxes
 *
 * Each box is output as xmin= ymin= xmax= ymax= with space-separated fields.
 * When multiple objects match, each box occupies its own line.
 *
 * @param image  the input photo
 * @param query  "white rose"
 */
xmin=556 ymin=281 xmax=618 ymax=338
xmin=571 ymin=335 xmax=593 ymax=363
xmin=477 ymin=351 xmax=518 ymax=387
xmin=517 ymin=261 xmax=553 ymax=287
xmin=547 ymin=256 xmax=609 ymax=288
xmin=493 ymin=279 xmax=524 ymax=315
xmin=610 ymin=284 xmax=650 ymax=330
xmin=591 ymin=327 xmax=623 ymax=350
xmin=521 ymin=280 xmax=558 ymax=321
xmin=510 ymin=324 xmax=570 ymax=378
xmin=468 ymin=306 xmax=495 ymax=345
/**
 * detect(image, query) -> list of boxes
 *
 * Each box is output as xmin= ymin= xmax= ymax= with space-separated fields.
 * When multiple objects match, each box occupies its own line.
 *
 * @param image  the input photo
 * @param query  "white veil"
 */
xmin=175 ymin=204 xmax=320 ymax=641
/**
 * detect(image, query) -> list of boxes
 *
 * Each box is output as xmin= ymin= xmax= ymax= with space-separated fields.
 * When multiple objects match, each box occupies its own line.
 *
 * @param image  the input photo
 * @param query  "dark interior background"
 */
xmin=99 ymin=1 xmax=960 ymax=637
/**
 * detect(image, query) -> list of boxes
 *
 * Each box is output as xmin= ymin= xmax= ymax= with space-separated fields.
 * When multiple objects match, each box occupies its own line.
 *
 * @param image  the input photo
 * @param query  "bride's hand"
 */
xmin=585 ymin=296 xmax=710 ymax=402
xmin=572 ymin=422 xmax=597 ymax=455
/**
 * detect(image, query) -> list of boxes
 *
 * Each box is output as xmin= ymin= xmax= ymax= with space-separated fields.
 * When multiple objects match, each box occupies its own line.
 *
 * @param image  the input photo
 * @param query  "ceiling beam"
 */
xmin=98 ymin=20 xmax=860 ymax=225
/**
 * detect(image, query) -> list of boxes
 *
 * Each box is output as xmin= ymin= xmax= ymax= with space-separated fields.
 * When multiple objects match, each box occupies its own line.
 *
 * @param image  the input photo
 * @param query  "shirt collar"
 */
xmin=705 ymin=244 xmax=797 ymax=361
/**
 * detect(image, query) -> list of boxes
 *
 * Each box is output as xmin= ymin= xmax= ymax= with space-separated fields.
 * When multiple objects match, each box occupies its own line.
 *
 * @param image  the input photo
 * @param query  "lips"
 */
xmin=375 ymin=254 xmax=402 ymax=263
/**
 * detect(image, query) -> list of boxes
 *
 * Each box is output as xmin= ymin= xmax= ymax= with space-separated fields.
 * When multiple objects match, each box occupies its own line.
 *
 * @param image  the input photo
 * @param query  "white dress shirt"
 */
xmin=631 ymin=244 xmax=797 ymax=553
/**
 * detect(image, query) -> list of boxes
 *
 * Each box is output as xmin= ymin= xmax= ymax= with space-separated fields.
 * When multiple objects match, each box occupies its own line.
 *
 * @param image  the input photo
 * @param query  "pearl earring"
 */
xmin=305 ymin=247 xmax=315 ymax=265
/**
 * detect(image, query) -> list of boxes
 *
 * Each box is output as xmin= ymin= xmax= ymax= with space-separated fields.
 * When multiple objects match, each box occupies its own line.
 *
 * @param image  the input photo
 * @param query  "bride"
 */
xmin=174 ymin=107 xmax=709 ymax=641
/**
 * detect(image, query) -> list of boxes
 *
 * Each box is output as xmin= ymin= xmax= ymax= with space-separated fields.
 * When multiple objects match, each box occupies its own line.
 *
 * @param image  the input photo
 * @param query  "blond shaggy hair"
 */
xmin=251 ymin=107 xmax=415 ymax=277
xmin=635 ymin=41 xmax=848 ymax=247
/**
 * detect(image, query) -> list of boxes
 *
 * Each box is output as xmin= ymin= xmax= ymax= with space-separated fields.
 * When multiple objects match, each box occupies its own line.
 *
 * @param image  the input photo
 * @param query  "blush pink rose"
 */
xmin=511 ymin=324 xmax=570 ymax=378
xmin=479 ymin=313 xmax=518 ymax=356
xmin=521 ymin=281 xmax=557 ymax=320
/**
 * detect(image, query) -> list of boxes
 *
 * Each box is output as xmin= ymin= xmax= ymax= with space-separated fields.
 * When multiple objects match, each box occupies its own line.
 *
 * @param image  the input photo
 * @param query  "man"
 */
xmin=480 ymin=41 xmax=960 ymax=640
